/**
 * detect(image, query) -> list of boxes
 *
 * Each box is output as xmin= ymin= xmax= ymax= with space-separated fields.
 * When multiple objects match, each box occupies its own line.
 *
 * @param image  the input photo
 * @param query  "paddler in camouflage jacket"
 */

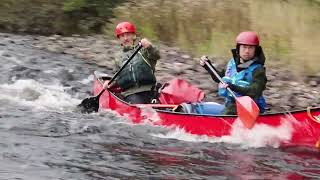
xmin=103 ymin=22 xmax=160 ymax=104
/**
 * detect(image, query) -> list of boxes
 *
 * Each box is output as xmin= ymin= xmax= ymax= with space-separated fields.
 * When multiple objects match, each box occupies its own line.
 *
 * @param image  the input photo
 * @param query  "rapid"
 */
xmin=0 ymin=33 xmax=319 ymax=179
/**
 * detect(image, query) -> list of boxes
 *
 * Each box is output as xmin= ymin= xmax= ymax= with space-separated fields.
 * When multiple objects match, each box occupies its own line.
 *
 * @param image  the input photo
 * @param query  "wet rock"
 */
xmin=296 ymin=97 xmax=309 ymax=108
xmin=167 ymin=50 xmax=178 ymax=56
xmin=47 ymin=45 xmax=64 ymax=53
xmin=181 ymin=54 xmax=191 ymax=59
xmin=309 ymin=80 xmax=318 ymax=87
xmin=289 ymin=81 xmax=300 ymax=86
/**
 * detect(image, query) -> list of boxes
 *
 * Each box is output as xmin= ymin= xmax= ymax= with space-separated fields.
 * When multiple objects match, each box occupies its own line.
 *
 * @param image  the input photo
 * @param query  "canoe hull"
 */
xmin=93 ymin=78 xmax=320 ymax=149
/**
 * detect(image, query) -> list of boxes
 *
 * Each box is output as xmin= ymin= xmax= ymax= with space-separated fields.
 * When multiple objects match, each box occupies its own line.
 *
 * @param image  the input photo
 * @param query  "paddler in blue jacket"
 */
xmin=198 ymin=31 xmax=267 ymax=115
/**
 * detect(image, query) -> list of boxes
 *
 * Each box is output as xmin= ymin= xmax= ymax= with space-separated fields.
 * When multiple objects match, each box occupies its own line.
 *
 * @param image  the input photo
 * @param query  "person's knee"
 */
xmin=174 ymin=103 xmax=197 ymax=113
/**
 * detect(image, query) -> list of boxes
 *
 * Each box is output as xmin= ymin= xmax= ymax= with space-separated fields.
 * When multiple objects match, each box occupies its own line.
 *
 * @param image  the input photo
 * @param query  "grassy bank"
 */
xmin=0 ymin=0 xmax=319 ymax=76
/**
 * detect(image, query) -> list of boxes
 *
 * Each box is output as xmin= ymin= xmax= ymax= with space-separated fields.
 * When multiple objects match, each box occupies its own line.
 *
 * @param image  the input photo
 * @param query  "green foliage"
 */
xmin=0 ymin=0 xmax=126 ymax=35
xmin=0 ymin=0 xmax=14 ymax=8
xmin=62 ymin=0 xmax=126 ymax=33
xmin=63 ymin=0 xmax=86 ymax=12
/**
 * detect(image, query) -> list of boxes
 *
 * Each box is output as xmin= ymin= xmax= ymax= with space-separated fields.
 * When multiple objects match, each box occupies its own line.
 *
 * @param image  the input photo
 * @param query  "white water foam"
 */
xmin=0 ymin=79 xmax=80 ymax=110
xmin=114 ymin=105 xmax=164 ymax=126
xmin=152 ymin=117 xmax=294 ymax=149
xmin=78 ymin=74 xmax=94 ymax=85
xmin=139 ymin=105 xmax=163 ymax=124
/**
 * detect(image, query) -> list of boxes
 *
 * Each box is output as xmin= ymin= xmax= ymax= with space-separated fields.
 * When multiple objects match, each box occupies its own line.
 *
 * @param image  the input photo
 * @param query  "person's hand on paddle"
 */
xmin=140 ymin=38 xmax=152 ymax=48
xmin=102 ymin=81 xmax=113 ymax=89
xmin=221 ymin=82 xmax=245 ymax=94
xmin=102 ymin=81 xmax=121 ymax=92
xmin=200 ymin=56 xmax=209 ymax=66
xmin=220 ymin=82 xmax=229 ymax=89
xmin=220 ymin=82 xmax=238 ymax=91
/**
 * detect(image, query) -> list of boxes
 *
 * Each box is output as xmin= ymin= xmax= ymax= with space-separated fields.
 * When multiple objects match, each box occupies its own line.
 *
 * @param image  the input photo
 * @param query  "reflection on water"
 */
xmin=110 ymin=0 xmax=320 ymax=75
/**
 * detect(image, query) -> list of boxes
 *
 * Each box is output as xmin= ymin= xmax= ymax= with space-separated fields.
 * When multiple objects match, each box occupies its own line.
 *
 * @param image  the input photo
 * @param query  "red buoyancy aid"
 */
xmin=159 ymin=78 xmax=205 ymax=104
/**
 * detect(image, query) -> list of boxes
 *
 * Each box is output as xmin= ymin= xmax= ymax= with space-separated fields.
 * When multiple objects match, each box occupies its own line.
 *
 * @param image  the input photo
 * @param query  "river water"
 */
xmin=0 ymin=33 xmax=319 ymax=179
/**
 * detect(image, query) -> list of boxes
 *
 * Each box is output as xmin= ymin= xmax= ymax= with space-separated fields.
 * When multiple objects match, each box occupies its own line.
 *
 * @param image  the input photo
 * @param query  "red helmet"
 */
xmin=236 ymin=31 xmax=259 ymax=46
xmin=115 ymin=22 xmax=136 ymax=37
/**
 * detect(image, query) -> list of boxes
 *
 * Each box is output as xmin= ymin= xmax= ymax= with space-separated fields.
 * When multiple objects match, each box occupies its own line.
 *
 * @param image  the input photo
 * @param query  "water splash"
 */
xmin=152 ymin=117 xmax=294 ymax=149
xmin=221 ymin=118 xmax=293 ymax=148
xmin=78 ymin=74 xmax=94 ymax=85
xmin=139 ymin=105 xmax=162 ymax=125
xmin=0 ymin=79 xmax=80 ymax=110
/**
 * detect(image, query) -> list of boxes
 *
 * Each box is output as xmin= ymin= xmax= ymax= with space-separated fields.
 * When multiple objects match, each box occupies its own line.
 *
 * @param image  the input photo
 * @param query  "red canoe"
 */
xmin=92 ymin=73 xmax=320 ymax=150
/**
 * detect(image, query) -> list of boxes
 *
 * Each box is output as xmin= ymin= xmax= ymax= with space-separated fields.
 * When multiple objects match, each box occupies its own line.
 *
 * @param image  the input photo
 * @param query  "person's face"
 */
xmin=239 ymin=45 xmax=256 ymax=61
xmin=118 ymin=32 xmax=136 ymax=47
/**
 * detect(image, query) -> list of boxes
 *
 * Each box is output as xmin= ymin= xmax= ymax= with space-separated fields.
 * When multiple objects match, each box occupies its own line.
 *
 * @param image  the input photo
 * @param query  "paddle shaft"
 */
xmin=203 ymin=60 xmax=236 ymax=97
xmin=204 ymin=59 xmax=260 ymax=129
xmin=97 ymin=44 xmax=143 ymax=97
xmin=108 ymin=44 xmax=143 ymax=86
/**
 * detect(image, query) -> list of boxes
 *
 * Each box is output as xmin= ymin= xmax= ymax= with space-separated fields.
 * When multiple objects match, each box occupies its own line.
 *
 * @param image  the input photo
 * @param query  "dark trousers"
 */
xmin=124 ymin=91 xmax=154 ymax=104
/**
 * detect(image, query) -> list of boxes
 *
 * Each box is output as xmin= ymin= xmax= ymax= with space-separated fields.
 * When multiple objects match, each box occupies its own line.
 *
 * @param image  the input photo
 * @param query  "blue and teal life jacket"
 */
xmin=218 ymin=59 xmax=266 ymax=112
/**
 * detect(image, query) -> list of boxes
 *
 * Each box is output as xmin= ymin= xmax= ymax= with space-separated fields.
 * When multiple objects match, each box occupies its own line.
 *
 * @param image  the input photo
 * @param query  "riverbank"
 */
xmin=17 ymin=34 xmax=320 ymax=112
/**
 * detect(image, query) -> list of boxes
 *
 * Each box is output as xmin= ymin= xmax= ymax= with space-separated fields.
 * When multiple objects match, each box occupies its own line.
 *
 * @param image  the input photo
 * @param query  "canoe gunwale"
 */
xmin=94 ymin=73 xmax=320 ymax=117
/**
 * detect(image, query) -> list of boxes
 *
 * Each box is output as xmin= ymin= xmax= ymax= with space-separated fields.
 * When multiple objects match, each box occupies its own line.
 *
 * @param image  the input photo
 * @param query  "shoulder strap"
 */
xmin=244 ymin=63 xmax=262 ymax=82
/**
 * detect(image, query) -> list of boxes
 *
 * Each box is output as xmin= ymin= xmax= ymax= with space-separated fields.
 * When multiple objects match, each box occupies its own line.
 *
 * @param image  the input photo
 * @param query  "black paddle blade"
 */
xmin=77 ymin=96 xmax=100 ymax=113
